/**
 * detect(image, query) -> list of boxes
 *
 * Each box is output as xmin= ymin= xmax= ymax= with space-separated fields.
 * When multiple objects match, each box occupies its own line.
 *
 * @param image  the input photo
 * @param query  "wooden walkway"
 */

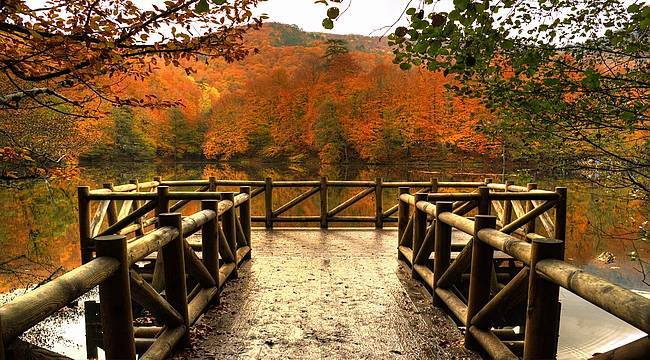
xmin=4 ymin=179 xmax=647 ymax=359
xmin=178 ymin=229 xmax=478 ymax=359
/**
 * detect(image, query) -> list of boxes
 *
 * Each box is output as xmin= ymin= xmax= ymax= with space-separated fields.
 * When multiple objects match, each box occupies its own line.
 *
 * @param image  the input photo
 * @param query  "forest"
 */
xmin=0 ymin=2 xmax=647 ymax=358
xmin=0 ymin=1 xmax=647 ymax=195
xmin=0 ymin=24 xmax=495 ymax=171
xmin=74 ymin=24 xmax=495 ymax=164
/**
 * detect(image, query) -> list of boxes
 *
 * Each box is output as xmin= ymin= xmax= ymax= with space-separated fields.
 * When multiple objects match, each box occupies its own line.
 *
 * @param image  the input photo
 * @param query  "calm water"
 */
xmin=1 ymin=159 xmax=647 ymax=293
xmin=0 ymin=159 xmax=648 ymax=358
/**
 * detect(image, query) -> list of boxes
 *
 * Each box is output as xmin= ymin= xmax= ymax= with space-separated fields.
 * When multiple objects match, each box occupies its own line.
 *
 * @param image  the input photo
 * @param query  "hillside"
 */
xmin=80 ymin=23 xmax=495 ymax=163
xmin=260 ymin=23 xmax=391 ymax=53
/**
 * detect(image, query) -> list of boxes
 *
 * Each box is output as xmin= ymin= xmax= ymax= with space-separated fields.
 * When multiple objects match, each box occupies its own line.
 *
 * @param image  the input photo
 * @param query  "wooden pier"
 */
xmin=0 ymin=178 xmax=648 ymax=359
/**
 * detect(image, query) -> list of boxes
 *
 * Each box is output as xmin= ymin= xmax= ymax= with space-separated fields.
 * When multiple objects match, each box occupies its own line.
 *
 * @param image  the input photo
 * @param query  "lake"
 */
xmin=0 ymin=159 xmax=648 ymax=358
xmin=1 ymin=159 xmax=647 ymax=293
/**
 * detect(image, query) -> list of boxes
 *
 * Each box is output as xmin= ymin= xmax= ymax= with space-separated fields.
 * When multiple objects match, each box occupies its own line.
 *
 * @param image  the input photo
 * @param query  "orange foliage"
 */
xmin=92 ymin=24 xmax=496 ymax=162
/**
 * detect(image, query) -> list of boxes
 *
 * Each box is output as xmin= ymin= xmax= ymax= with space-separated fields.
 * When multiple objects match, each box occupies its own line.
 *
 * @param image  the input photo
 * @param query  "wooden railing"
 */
xmin=397 ymin=182 xmax=650 ymax=359
xmin=162 ymin=177 xmax=486 ymax=228
xmin=0 ymin=181 xmax=252 ymax=359
xmin=3 ymin=177 xmax=648 ymax=359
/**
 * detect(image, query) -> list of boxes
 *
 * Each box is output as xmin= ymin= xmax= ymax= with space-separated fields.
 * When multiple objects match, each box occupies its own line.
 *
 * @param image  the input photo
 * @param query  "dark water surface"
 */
xmin=0 ymin=159 xmax=647 ymax=358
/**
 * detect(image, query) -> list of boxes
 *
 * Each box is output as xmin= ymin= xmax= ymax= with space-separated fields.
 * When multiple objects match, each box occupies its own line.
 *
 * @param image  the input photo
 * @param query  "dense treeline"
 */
xmin=80 ymin=24 xmax=495 ymax=163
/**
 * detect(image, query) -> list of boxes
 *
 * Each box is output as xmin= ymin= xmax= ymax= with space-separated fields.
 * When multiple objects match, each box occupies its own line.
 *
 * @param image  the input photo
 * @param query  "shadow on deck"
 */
xmin=179 ymin=229 xmax=479 ymax=359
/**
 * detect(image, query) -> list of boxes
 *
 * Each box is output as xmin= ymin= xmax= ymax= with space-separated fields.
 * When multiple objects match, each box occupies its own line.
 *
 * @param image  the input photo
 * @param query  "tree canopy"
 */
xmin=0 ymin=0 xmax=648 ymax=195
xmin=319 ymin=0 xmax=649 ymax=194
xmin=0 ymin=0 xmax=264 ymax=115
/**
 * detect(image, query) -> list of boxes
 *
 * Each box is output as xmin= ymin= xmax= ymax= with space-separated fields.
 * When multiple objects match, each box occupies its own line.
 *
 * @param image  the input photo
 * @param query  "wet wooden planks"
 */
xmin=178 ymin=229 xmax=478 ymax=359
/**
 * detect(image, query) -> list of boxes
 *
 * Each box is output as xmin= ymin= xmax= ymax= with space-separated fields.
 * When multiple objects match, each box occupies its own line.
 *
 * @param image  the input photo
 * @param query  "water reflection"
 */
xmin=1 ymin=160 xmax=647 ymax=292
xmin=0 ymin=160 xmax=647 ymax=359
xmin=557 ymin=289 xmax=649 ymax=359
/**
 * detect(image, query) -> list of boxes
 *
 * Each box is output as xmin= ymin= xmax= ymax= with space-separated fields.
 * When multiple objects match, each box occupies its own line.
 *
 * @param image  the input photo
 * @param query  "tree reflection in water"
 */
xmin=0 ymin=160 xmax=647 ymax=293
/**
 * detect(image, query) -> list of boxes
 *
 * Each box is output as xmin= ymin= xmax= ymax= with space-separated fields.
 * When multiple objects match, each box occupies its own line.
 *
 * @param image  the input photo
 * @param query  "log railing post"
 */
xmin=157 ymin=186 xmax=170 ymax=214
xmin=478 ymin=186 xmax=491 ymax=215
xmin=78 ymin=186 xmax=93 ymax=264
xmin=222 ymin=192 xmax=238 ymax=277
xmin=153 ymin=176 xmax=162 ymax=197
xmin=397 ymin=187 xmax=410 ymax=263
xmin=412 ymin=193 xmax=427 ymax=275
xmin=554 ymin=187 xmax=567 ymax=248
xmin=0 ymin=312 xmax=5 ymax=360
xmin=264 ymin=177 xmax=273 ymax=229
xmin=429 ymin=178 xmax=439 ymax=231
xmin=375 ymin=177 xmax=384 ymax=229
xmin=524 ymin=238 xmax=563 ymax=359
xmin=432 ymin=202 xmax=453 ymax=305
xmin=397 ymin=187 xmax=410 ymax=243
xmin=209 ymin=176 xmax=217 ymax=192
xmin=525 ymin=183 xmax=538 ymax=234
xmin=201 ymin=200 xmax=220 ymax=287
xmin=152 ymin=186 xmax=170 ymax=291
xmin=159 ymin=213 xmax=190 ymax=347
xmin=430 ymin=178 xmax=439 ymax=193
xmin=129 ymin=179 xmax=144 ymax=236
xmin=240 ymin=186 xmax=252 ymax=249
xmin=103 ymin=183 xmax=118 ymax=226
xmin=503 ymin=180 xmax=514 ymax=226
xmin=84 ymin=301 xmax=100 ymax=359
xmin=320 ymin=176 xmax=328 ymax=229
xmin=465 ymin=215 xmax=497 ymax=349
xmin=95 ymin=234 xmax=136 ymax=359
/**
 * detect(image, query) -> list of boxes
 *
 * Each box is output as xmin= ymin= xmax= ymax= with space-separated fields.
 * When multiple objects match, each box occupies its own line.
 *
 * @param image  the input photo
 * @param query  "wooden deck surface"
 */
xmin=177 ymin=229 xmax=479 ymax=359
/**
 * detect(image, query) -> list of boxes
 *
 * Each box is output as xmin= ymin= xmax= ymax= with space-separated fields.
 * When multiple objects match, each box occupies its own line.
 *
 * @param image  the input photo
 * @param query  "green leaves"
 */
xmin=399 ymin=62 xmax=412 ymax=70
xmin=387 ymin=0 xmax=649 ymax=194
xmin=322 ymin=18 xmax=334 ymax=30
xmin=195 ymin=0 xmax=209 ymax=13
xmin=581 ymin=69 xmax=601 ymax=90
xmin=453 ymin=0 xmax=469 ymax=11
xmin=327 ymin=7 xmax=340 ymax=19
xmin=543 ymin=78 xmax=560 ymax=86
xmin=320 ymin=1 xmax=343 ymax=29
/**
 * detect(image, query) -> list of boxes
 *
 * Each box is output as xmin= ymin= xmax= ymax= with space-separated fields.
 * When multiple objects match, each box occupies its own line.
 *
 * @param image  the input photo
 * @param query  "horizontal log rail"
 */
xmin=0 ymin=256 xmax=120 ymax=343
xmin=397 ymin=181 xmax=650 ymax=359
xmin=89 ymin=181 xmax=159 ymax=195
xmin=536 ymin=259 xmax=650 ymax=333
xmin=1 ymin=180 xmax=253 ymax=359
xmin=140 ymin=177 xmax=507 ymax=229
xmin=98 ymin=177 xmax=551 ymax=230
xmin=212 ymin=176 xmax=480 ymax=228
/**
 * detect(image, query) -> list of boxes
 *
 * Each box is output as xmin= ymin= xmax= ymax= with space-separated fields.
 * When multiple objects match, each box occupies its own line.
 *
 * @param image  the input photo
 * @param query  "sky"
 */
xmin=255 ymin=0 xmax=453 ymax=36
xmin=24 ymin=0 xmax=454 ymax=37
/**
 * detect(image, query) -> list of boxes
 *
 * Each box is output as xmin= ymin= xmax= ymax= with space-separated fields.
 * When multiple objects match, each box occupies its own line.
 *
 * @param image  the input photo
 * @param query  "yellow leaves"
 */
xmin=2 ymin=170 xmax=19 ymax=179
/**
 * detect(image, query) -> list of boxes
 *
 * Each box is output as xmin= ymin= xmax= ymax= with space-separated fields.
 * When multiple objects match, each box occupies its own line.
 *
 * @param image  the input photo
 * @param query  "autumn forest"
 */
xmin=0 ymin=1 xmax=648 ymax=358
xmin=2 ymin=24 xmax=494 ymax=169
